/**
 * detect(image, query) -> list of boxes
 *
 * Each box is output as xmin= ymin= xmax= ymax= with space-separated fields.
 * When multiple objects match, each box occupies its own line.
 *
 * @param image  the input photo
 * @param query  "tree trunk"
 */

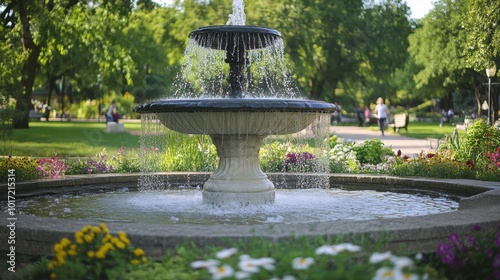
xmin=472 ymin=82 xmax=482 ymax=117
xmin=12 ymin=0 xmax=41 ymax=129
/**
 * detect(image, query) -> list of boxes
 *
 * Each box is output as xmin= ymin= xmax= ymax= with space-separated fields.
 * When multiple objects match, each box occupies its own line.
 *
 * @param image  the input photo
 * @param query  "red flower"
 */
xmin=426 ymin=153 xmax=435 ymax=159
xmin=397 ymin=150 xmax=402 ymax=157
xmin=466 ymin=160 xmax=474 ymax=170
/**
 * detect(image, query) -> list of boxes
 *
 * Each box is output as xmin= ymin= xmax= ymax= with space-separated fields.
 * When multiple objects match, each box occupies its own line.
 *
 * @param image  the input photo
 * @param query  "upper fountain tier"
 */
xmin=189 ymin=25 xmax=282 ymax=52
xmin=188 ymin=25 xmax=283 ymax=98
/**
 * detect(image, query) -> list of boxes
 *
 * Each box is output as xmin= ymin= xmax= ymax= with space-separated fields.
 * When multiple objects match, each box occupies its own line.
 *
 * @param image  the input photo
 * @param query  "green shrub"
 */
xmin=328 ymin=141 xmax=359 ymax=173
xmin=352 ymin=138 xmax=394 ymax=165
xmin=259 ymin=141 xmax=288 ymax=172
xmin=162 ymin=134 xmax=217 ymax=172
xmin=107 ymin=147 xmax=141 ymax=173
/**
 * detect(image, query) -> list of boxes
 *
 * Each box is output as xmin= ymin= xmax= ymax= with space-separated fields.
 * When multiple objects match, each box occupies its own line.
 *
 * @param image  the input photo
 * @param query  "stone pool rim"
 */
xmin=1 ymin=173 xmax=499 ymax=260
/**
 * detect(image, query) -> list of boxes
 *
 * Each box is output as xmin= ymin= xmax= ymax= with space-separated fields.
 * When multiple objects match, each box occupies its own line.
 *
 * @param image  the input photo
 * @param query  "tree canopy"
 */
xmin=0 ymin=0 xmax=498 ymax=127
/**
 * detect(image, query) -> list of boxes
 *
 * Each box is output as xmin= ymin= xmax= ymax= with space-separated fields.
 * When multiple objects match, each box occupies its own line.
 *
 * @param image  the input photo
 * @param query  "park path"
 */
xmin=330 ymin=126 xmax=433 ymax=157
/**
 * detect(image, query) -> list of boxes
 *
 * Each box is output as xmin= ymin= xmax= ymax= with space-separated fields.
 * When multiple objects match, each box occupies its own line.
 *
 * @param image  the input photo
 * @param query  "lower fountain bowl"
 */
xmin=2 ymin=173 xmax=498 ymax=261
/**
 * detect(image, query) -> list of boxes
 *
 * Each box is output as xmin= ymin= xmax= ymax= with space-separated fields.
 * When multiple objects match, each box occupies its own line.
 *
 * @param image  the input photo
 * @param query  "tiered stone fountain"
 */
xmin=134 ymin=18 xmax=335 ymax=205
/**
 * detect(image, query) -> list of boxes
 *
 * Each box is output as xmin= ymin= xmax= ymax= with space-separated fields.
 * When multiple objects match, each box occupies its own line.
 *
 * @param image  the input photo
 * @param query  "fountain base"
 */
xmin=203 ymin=189 xmax=275 ymax=205
xmin=203 ymin=134 xmax=275 ymax=205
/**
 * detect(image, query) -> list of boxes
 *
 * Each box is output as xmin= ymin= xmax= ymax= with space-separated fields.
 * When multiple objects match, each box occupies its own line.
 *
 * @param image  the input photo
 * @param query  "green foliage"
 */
xmin=463 ymin=0 xmax=500 ymax=71
xmin=48 ymin=224 xmax=147 ymax=280
xmin=352 ymin=138 xmax=394 ymax=165
xmin=389 ymin=151 xmax=476 ymax=179
xmin=0 ymin=157 xmax=38 ymax=182
xmin=440 ymin=119 xmax=500 ymax=173
xmin=127 ymin=237 xmax=431 ymax=280
xmin=328 ymin=141 xmax=360 ymax=173
xmin=107 ymin=146 xmax=141 ymax=173
xmin=259 ymin=141 xmax=289 ymax=172
xmin=162 ymin=134 xmax=217 ymax=172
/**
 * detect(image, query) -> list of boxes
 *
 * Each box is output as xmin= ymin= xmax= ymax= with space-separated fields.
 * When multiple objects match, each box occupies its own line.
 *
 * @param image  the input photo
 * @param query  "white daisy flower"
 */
xmin=292 ymin=257 xmax=314 ymax=270
xmin=238 ymin=258 xmax=260 ymax=273
xmin=255 ymin=257 xmax=275 ymax=270
xmin=369 ymin=252 xmax=393 ymax=263
xmin=391 ymin=256 xmax=414 ymax=269
xmin=373 ymin=267 xmax=395 ymax=280
xmin=208 ymin=264 xmax=234 ymax=280
xmin=190 ymin=259 xmax=220 ymax=269
xmin=215 ymin=248 xmax=238 ymax=259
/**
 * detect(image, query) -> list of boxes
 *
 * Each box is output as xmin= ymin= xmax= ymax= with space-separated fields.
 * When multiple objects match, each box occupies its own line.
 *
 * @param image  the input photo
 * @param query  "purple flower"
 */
xmin=487 ymin=248 xmax=494 ymax=258
xmin=494 ymin=254 xmax=500 ymax=269
xmin=466 ymin=234 xmax=475 ymax=248
xmin=436 ymin=243 xmax=455 ymax=265
xmin=472 ymin=224 xmax=482 ymax=232
xmin=494 ymin=269 xmax=500 ymax=280
xmin=495 ymin=232 xmax=500 ymax=248
xmin=448 ymin=232 xmax=462 ymax=248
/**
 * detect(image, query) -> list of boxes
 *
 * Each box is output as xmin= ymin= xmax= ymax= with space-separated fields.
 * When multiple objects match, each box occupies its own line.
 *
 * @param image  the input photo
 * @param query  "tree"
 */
xmin=462 ymin=0 xmax=500 ymax=122
xmin=357 ymin=0 xmax=413 ymax=106
xmin=273 ymin=0 xmax=364 ymax=101
xmin=408 ymin=0 xmax=484 ymax=115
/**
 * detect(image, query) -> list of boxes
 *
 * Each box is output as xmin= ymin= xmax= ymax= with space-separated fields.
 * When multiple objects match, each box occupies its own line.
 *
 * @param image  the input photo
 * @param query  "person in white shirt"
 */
xmin=374 ymin=97 xmax=388 ymax=136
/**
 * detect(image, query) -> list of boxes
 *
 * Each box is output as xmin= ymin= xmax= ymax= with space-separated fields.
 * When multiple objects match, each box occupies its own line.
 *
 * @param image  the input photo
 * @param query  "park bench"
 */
xmin=29 ymin=110 xmax=44 ymax=120
xmin=388 ymin=113 xmax=409 ymax=132
xmin=105 ymin=122 xmax=125 ymax=133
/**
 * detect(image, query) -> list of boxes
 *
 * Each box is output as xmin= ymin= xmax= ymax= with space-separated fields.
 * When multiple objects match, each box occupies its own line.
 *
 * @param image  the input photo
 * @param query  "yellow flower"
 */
xmin=50 ymin=272 xmax=56 ymax=279
xmin=91 ymin=226 xmax=101 ymax=234
xmin=132 ymin=248 xmax=144 ymax=257
xmin=103 ymin=233 xmax=113 ymax=242
xmin=142 ymin=256 xmax=147 ymax=263
xmin=96 ymin=251 xmax=106 ymax=259
xmin=56 ymin=255 xmax=65 ymax=265
xmin=115 ymin=241 xmax=126 ymax=250
xmin=100 ymin=223 xmax=109 ymax=234
xmin=53 ymin=243 xmax=63 ymax=252
xmin=60 ymin=237 xmax=72 ymax=247
xmin=76 ymin=237 xmax=84 ymax=244
xmin=84 ymin=234 xmax=94 ymax=244
xmin=87 ymin=251 xmax=95 ymax=258
xmin=68 ymin=249 xmax=77 ymax=256
xmin=119 ymin=232 xmax=130 ymax=245
xmin=83 ymin=225 xmax=92 ymax=233
xmin=131 ymin=259 xmax=139 ymax=265
xmin=111 ymin=236 xmax=119 ymax=243
xmin=75 ymin=231 xmax=83 ymax=239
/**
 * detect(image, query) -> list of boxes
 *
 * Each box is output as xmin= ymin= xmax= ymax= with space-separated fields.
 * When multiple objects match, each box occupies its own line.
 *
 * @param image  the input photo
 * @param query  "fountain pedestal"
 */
xmin=204 ymin=134 xmax=275 ymax=205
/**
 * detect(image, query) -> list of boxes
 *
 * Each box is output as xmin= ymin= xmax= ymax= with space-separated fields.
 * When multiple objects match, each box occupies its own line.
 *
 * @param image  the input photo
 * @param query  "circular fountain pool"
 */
xmin=11 ymin=186 xmax=458 ymax=225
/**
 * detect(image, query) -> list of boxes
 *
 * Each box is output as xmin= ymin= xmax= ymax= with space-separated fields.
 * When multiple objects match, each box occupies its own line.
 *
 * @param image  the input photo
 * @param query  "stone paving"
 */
xmin=330 ymin=125 xmax=433 ymax=156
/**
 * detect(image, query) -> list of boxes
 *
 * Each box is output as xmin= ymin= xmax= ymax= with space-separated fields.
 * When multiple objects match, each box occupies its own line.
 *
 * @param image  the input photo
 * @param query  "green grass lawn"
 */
xmin=3 ymin=121 xmax=141 ymax=157
xmin=3 ymin=120 xmax=457 ymax=158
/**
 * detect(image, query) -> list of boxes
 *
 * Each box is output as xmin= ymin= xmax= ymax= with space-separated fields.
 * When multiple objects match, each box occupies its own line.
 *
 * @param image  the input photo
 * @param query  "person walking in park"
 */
xmin=364 ymin=105 xmax=371 ymax=127
xmin=355 ymin=104 xmax=364 ymax=127
xmin=374 ymin=97 xmax=388 ymax=136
